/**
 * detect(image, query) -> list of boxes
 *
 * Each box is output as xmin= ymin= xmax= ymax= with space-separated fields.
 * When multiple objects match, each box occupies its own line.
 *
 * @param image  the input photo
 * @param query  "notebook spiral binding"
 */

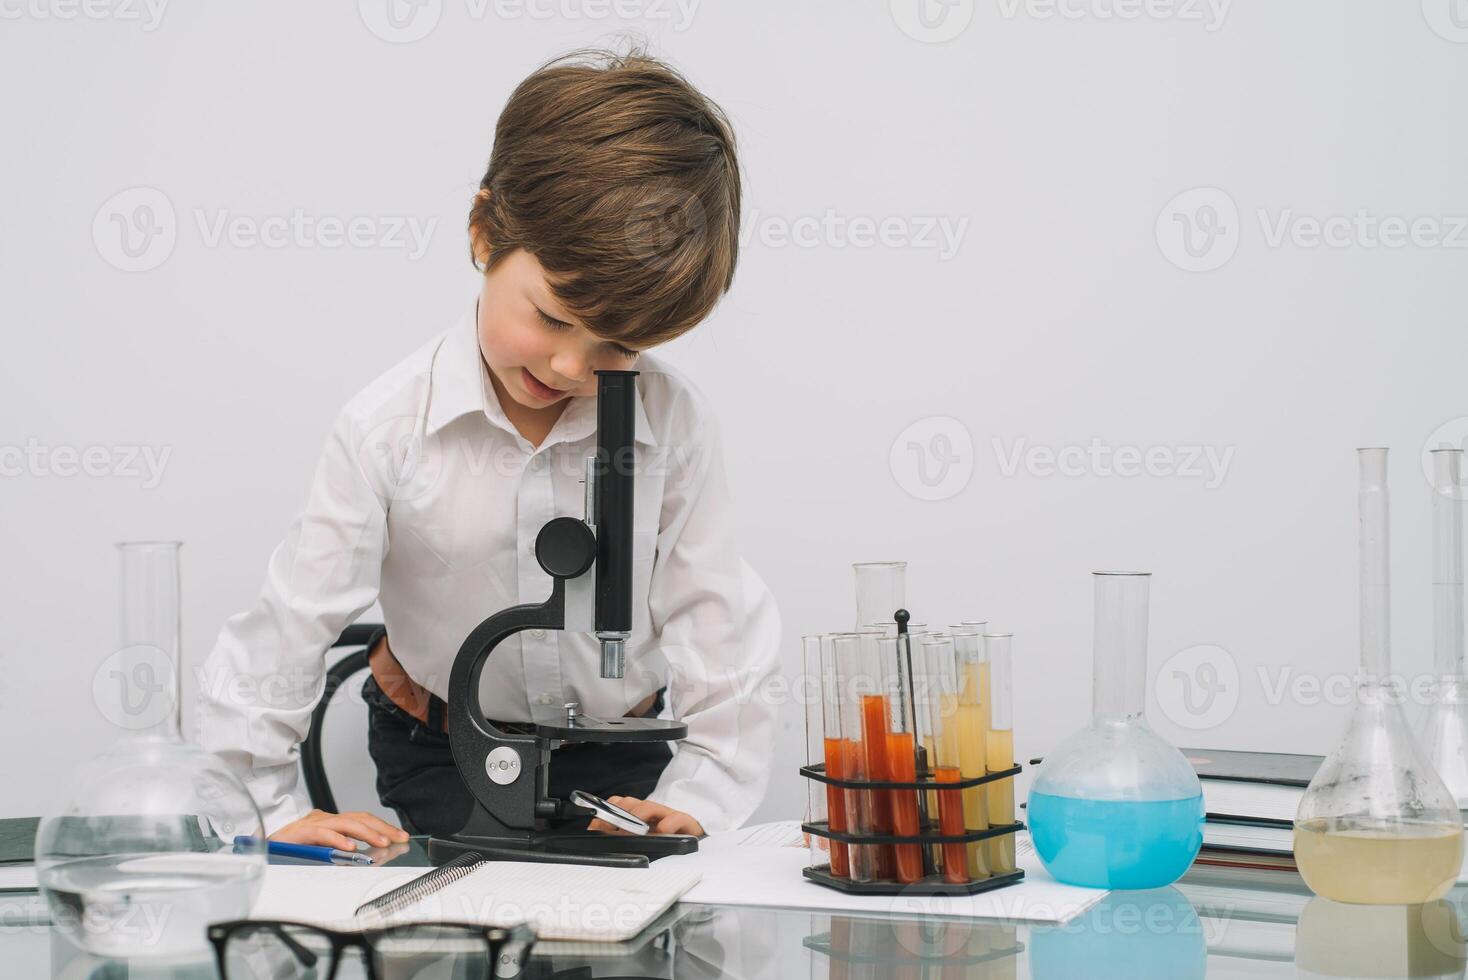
xmin=353 ymin=851 xmax=486 ymax=919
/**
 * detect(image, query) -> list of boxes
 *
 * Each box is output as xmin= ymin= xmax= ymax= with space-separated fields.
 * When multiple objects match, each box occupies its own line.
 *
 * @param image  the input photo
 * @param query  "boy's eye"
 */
xmin=612 ymin=344 xmax=640 ymax=360
xmin=535 ymin=308 xmax=570 ymax=331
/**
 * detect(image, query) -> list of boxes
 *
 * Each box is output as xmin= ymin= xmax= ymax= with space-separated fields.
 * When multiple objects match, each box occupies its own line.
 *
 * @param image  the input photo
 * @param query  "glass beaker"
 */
xmin=1295 ymin=449 xmax=1465 ymax=905
xmin=1419 ymin=446 xmax=1468 ymax=816
xmin=853 ymin=562 xmax=906 ymax=631
xmin=1027 ymin=572 xmax=1204 ymax=889
xmin=951 ymin=624 xmax=992 ymax=879
xmin=984 ymin=633 xmax=1018 ymax=874
xmin=36 ymin=542 xmax=267 ymax=958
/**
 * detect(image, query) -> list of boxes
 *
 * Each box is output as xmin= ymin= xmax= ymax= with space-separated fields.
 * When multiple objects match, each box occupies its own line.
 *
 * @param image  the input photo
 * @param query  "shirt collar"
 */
xmin=426 ymin=305 xmax=658 ymax=449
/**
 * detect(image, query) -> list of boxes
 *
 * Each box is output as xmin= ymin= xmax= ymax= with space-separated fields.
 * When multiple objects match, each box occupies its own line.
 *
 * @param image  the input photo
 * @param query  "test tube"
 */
xmin=917 ymin=635 xmax=970 ymax=884
xmin=804 ymin=634 xmax=842 ymax=876
xmin=853 ymin=562 xmax=907 ymax=631
xmin=878 ymin=633 xmax=925 ymax=883
xmin=951 ymin=624 xmax=991 ymax=878
xmin=833 ymin=633 xmax=882 ymax=882
xmin=984 ymin=633 xmax=1017 ymax=874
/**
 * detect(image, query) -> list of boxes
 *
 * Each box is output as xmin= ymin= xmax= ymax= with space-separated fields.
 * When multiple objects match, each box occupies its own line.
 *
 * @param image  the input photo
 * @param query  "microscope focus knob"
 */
xmin=534 ymin=517 xmax=596 ymax=579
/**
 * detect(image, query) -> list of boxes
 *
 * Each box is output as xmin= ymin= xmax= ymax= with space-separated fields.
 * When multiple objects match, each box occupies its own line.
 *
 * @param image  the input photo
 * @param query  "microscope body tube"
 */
xmin=594 ymin=370 xmax=638 ymax=679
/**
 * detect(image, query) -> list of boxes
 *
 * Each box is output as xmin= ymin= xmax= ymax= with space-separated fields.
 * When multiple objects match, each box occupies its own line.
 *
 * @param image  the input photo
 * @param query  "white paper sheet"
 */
xmin=662 ymin=825 xmax=1107 ymax=924
xmin=250 ymin=860 xmax=700 ymax=942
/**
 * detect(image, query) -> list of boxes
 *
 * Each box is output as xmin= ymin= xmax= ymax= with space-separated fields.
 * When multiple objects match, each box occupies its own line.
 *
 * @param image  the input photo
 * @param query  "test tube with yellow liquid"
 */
xmin=984 ymin=633 xmax=1017 ymax=874
xmin=951 ymin=624 xmax=991 ymax=879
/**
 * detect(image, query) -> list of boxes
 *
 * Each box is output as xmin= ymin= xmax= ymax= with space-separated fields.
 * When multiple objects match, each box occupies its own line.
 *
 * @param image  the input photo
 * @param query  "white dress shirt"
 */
xmin=198 ymin=306 xmax=781 ymax=835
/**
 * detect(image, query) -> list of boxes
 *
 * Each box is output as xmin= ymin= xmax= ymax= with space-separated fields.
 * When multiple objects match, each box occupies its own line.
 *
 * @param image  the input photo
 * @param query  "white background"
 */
xmin=3 ymin=0 xmax=1468 ymax=826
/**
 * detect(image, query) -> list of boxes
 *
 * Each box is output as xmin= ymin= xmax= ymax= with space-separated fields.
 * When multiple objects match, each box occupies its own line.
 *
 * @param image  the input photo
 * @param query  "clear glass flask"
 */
xmin=984 ymin=633 xmax=1018 ymax=874
xmin=1028 ymin=572 xmax=1204 ymax=889
xmin=36 ymin=542 xmax=266 ymax=958
xmin=853 ymin=561 xmax=906 ymax=630
xmin=1419 ymin=446 xmax=1468 ymax=815
xmin=1294 ymin=449 xmax=1465 ymax=905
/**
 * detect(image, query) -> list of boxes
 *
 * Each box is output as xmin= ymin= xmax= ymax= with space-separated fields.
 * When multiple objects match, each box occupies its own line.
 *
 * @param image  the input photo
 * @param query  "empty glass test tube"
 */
xmin=805 ymin=634 xmax=841 ymax=875
xmin=853 ymin=561 xmax=907 ymax=631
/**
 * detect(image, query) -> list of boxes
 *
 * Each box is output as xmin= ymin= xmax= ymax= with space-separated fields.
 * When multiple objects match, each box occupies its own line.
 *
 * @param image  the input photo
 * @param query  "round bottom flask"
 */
xmin=1028 ymin=572 xmax=1203 ymax=890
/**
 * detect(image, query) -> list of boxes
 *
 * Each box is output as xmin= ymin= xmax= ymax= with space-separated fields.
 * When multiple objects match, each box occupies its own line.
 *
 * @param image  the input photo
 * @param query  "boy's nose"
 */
xmin=549 ymin=350 xmax=589 ymax=386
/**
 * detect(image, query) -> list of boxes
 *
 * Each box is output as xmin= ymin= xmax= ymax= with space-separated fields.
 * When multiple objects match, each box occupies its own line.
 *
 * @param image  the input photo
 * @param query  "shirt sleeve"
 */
xmin=643 ymin=412 xmax=782 ymax=835
xmin=197 ymin=406 xmax=393 ymax=834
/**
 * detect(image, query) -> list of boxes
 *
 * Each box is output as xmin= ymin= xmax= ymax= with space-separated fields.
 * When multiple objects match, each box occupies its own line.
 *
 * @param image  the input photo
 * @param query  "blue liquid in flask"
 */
xmin=1028 ymin=793 xmax=1205 ymax=889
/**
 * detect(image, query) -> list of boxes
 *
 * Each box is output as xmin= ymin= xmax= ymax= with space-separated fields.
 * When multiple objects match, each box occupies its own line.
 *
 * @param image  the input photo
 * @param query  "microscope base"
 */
xmin=427 ymin=831 xmax=699 ymax=868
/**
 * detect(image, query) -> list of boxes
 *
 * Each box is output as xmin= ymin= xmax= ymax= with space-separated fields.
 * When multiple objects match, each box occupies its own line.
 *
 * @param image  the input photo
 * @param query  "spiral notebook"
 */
xmin=250 ymin=855 xmax=701 ymax=943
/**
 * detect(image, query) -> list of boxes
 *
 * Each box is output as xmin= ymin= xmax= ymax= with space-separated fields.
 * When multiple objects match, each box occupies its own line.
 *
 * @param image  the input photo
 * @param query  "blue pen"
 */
xmin=234 ymin=836 xmax=374 ymax=865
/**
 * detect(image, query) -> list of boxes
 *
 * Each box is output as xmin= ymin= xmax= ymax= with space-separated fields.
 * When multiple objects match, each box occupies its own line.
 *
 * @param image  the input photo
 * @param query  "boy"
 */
xmin=200 ymin=49 xmax=780 ymax=849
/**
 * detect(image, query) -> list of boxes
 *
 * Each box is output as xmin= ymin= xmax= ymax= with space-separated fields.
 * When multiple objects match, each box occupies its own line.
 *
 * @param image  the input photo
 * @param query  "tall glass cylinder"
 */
xmin=1295 ymin=449 xmax=1465 ymax=905
xmin=951 ymin=625 xmax=991 ymax=878
xmin=1420 ymin=447 xmax=1468 ymax=813
xmin=854 ymin=562 xmax=906 ymax=630
xmin=36 ymin=542 xmax=267 ymax=958
xmin=984 ymin=633 xmax=1017 ymax=874
xmin=1027 ymin=572 xmax=1204 ymax=889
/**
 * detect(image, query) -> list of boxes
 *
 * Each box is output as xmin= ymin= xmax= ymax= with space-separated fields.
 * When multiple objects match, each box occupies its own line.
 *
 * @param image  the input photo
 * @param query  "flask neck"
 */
xmin=111 ymin=541 xmax=184 ymax=740
xmin=1358 ymin=449 xmax=1392 ymax=678
xmin=1091 ymin=572 xmax=1150 ymax=724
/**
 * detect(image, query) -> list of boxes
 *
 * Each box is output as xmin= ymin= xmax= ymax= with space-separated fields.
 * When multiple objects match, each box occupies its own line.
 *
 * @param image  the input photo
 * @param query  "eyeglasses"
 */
xmin=208 ymin=919 xmax=534 ymax=979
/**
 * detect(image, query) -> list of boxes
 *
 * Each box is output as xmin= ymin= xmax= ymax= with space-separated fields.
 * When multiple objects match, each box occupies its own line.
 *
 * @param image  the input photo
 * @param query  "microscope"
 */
xmin=427 ymin=371 xmax=700 ymax=868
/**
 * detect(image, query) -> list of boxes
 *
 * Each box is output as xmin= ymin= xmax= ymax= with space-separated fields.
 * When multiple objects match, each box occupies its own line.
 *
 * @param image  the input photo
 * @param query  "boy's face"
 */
xmin=476 ymin=248 xmax=643 ymax=410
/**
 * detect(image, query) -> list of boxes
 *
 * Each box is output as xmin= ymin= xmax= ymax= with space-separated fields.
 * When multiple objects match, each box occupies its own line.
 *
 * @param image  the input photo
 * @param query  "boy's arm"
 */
xmin=198 ymin=405 xmax=395 ymax=835
xmin=642 ymin=413 xmax=782 ymax=836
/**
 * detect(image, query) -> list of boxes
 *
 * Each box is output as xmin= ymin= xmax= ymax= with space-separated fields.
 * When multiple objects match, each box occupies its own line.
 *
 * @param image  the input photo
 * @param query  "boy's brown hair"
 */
xmin=469 ymin=47 xmax=741 ymax=348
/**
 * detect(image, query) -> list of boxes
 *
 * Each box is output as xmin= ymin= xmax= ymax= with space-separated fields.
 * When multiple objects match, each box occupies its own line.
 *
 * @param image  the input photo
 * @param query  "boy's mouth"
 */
xmin=522 ymin=368 xmax=569 ymax=401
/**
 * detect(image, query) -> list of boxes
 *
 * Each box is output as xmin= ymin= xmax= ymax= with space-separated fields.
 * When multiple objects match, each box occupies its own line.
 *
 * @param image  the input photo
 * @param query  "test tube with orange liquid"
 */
xmin=805 ymin=634 xmax=846 ymax=877
xmin=876 ymin=633 xmax=925 ymax=884
xmin=917 ymin=634 xmax=971 ymax=884
xmin=833 ymin=633 xmax=882 ymax=882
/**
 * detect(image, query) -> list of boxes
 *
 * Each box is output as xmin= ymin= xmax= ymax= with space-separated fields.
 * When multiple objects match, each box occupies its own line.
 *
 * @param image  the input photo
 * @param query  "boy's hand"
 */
xmin=269 ymin=809 xmax=410 ymax=851
xmin=587 ymin=797 xmax=705 ymax=837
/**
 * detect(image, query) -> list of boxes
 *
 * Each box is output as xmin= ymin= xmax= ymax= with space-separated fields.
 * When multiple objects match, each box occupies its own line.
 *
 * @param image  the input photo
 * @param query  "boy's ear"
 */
xmin=470 ymin=189 xmax=493 ymax=267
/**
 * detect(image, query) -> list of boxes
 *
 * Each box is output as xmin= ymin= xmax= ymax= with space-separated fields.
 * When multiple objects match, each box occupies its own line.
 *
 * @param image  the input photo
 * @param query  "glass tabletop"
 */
xmin=5 ymin=839 xmax=1468 ymax=978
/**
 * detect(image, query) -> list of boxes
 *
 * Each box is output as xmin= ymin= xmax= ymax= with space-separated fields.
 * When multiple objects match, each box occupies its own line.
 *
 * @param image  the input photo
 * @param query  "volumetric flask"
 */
xmin=1419 ymin=446 xmax=1468 ymax=815
xmin=1295 ymin=449 xmax=1464 ymax=905
xmin=1028 ymin=572 xmax=1204 ymax=889
xmin=854 ymin=562 xmax=906 ymax=631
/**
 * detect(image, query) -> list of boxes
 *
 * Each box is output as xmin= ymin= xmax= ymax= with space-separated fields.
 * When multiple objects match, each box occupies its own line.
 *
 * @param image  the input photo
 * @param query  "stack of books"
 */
xmin=1183 ymin=748 xmax=1320 ymax=872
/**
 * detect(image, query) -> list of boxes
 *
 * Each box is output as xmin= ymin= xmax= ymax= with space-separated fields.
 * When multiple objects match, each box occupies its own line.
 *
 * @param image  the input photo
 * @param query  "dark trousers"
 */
xmin=363 ymin=675 xmax=673 ymax=838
